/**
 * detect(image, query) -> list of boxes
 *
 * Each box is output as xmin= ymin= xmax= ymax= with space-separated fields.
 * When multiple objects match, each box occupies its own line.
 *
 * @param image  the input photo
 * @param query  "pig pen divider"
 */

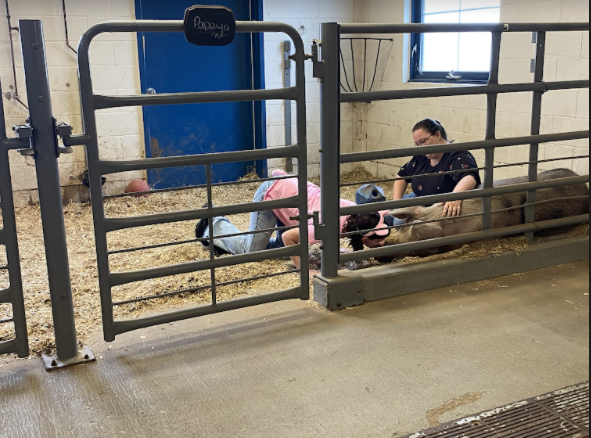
xmin=75 ymin=21 xmax=309 ymax=343
xmin=318 ymin=22 xmax=590 ymax=282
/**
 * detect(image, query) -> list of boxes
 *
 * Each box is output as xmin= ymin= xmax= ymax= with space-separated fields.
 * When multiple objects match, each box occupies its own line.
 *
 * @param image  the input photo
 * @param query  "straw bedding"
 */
xmin=0 ymin=168 xmax=587 ymax=357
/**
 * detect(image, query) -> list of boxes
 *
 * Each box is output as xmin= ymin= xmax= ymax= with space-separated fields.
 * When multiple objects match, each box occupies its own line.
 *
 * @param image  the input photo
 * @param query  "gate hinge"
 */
xmin=55 ymin=121 xmax=74 ymax=156
xmin=12 ymin=124 xmax=34 ymax=156
xmin=312 ymin=41 xmax=325 ymax=79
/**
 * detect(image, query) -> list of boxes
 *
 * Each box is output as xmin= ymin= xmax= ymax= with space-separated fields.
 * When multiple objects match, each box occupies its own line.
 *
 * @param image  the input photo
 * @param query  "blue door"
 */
xmin=135 ymin=0 xmax=266 ymax=189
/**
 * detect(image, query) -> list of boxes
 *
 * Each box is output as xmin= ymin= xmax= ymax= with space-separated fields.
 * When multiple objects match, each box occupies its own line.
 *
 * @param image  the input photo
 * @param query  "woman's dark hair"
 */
xmin=413 ymin=118 xmax=449 ymax=142
xmin=342 ymin=213 xmax=382 ymax=252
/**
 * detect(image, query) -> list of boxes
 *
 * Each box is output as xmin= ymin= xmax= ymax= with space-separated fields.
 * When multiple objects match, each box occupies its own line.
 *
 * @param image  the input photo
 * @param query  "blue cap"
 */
xmin=356 ymin=184 xmax=386 ymax=205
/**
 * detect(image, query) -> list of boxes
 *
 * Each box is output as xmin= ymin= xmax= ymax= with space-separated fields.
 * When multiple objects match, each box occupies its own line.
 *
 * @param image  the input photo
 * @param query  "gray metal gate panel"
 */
xmin=318 ymin=22 xmax=590 ymax=277
xmin=0 ymin=81 xmax=29 ymax=358
xmin=73 ymin=21 xmax=309 ymax=342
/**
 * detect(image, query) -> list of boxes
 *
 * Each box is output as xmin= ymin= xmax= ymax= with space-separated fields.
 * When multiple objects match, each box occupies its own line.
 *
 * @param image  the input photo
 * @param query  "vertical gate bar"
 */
xmin=320 ymin=23 xmax=342 ymax=279
xmin=206 ymin=165 xmax=217 ymax=306
xmin=363 ymin=39 xmax=367 ymax=92
xmin=19 ymin=20 xmax=78 ymax=360
xmin=294 ymin=25 xmax=309 ymax=297
xmin=0 ymin=81 xmax=28 ymax=357
xmin=0 ymin=148 xmax=28 ymax=357
xmin=77 ymin=28 xmax=116 ymax=342
xmin=284 ymin=41 xmax=293 ymax=173
xmin=525 ymin=31 xmax=546 ymax=241
xmin=482 ymin=32 xmax=503 ymax=231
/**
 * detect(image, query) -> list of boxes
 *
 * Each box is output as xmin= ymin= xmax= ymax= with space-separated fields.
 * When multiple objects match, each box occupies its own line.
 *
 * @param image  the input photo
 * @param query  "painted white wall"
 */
xmin=353 ymin=0 xmax=589 ymax=183
xmin=0 ymin=0 xmax=144 ymax=206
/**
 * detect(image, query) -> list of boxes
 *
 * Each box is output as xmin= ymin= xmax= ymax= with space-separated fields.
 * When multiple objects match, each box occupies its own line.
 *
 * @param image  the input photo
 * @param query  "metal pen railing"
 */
xmin=318 ymin=22 xmax=590 ymax=278
xmin=0 ymin=79 xmax=29 ymax=358
xmin=75 ymin=21 xmax=309 ymax=343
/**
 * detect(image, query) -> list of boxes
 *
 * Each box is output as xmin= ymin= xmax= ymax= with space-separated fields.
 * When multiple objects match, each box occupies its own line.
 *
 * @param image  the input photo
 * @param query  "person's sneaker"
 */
xmin=195 ymin=204 xmax=210 ymax=245
xmin=195 ymin=204 xmax=231 ymax=257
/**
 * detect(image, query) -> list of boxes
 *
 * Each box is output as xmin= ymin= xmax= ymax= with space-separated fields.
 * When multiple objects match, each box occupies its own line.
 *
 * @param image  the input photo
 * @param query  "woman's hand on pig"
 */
xmin=442 ymin=200 xmax=463 ymax=217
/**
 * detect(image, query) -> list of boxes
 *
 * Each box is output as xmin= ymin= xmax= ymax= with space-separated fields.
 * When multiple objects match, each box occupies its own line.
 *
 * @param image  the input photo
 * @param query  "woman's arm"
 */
xmin=282 ymin=228 xmax=302 ymax=269
xmin=443 ymin=175 xmax=478 ymax=217
xmin=393 ymin=179 xmax=408 ymax=200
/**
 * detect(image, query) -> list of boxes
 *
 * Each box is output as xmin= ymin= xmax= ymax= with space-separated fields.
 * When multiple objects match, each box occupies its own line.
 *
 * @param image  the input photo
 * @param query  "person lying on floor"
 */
xmin=195 ymin=170 xmax=391 ymax=273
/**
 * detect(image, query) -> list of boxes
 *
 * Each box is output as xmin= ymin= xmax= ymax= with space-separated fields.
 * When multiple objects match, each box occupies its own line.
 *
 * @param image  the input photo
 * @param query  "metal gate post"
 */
xmin=526 ymin=32 xmax=547 ymax=241
xmin=19 ymin=20 xmax=94 ymax=369
xmin=483 ymin=32 xmax=503 ymax=230
xmin=283 ymin=41 xmax=294 ymax=173
xmin=319 ymin=23 xmax=342 ymax=279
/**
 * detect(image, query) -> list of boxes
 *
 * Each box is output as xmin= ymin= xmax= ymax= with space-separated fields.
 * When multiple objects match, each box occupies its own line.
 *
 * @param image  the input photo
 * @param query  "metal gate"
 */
xmin=316 ymin=23 xmax=589 ymax=278
xmin=0 ymin=80 xmax=29 ymax=358
xmin=316 ymin=22 xmax=590 ymax=296
xmin=68 ymin=20 xmax=309 ymax=342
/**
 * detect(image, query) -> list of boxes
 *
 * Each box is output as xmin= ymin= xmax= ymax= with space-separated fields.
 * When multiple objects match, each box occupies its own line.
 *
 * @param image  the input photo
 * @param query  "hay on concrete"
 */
xmin=1 ymin=166 xmax=588 ymax=357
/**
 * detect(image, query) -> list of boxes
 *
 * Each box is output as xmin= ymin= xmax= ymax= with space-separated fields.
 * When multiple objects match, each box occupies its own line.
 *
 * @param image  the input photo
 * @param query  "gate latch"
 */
xmin=312 ymin=41 xmax=325 ymax=79
xmin=12 ymin=124 xmax=34 ymax=156
xmin=312 ymin=211 xmax=328 ymax=241
xmin=55 ymin=122 xmax=74 ymax=156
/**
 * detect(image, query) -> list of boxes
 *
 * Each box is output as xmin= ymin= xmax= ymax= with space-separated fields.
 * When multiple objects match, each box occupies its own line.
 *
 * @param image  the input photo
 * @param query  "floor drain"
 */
xmin=404 ymin=382 xmax=589 ymax=438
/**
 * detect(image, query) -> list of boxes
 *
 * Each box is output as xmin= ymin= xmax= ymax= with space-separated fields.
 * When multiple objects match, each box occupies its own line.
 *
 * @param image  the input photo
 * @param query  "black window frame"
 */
xmin=410 ymin=0 xmax=495 ymax=85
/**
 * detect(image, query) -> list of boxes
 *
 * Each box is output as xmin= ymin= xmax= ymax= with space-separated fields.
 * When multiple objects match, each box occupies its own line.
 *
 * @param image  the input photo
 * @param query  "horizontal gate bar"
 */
xmin=339 ymin=23 xmax=590 ymax=34
xmin=110 ymin=245 xmax=300 ymax=287
xmin=0 ymin=288 xmax=10 ymax=304
xmin=341 ymin=80 xmax=589 ymax=103
xmin=101 ymin=145 xmax=300 ymax=175
xmin=114 ymin=270 xmax=299 ymax=306
xmin=2 ymin=138 xmax=30 ymax=150
xmin=104 ymin=196 xmax=300 ymax=232
xmin=341 ymin=131 xmax=590 ymax=163
xmin=104 ymin=174 xmax=296 ymax=200
xmin=341 ymin=175 xmax=590 ymax=217
xmin=0 ymin=339 xmax=17 ymax=355
xmin=114 ymin=287 xmax=304 ymax=336
xmin=109 ymin=225 xmax=298 ymax=255
xmin=80 ymin=20 xmax=304 ymax=39
xmin=340 ymin=214 xmax=590 ymax=263
xmin=94 ymin=87 xmax=299 ymax=110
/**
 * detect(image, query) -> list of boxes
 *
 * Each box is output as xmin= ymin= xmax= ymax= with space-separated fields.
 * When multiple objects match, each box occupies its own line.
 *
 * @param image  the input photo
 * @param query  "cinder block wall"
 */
xmin=262 ymin=0 xmax=356 ymax=178
xmin=353 ymin=0 xmax=589 ymax=183
xmin=0 ymin=0 xmax=145 ymax=206
xmin=1 ymin=0 xmax=358 ymax=205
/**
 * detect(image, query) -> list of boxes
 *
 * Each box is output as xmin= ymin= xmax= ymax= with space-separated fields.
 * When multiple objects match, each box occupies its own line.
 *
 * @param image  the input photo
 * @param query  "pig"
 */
xmin=388 ymin=169 xmax=589 ymax=257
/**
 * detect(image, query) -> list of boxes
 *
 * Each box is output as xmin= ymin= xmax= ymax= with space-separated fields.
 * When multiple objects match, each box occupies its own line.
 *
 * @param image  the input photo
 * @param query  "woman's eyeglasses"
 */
xmin=415 ymin=134 xmax=433 ymax=147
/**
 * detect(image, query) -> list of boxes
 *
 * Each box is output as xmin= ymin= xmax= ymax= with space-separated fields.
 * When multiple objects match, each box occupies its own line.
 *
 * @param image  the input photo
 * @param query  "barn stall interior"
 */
xmin=0 ymin=0 xmax=589 ymax=436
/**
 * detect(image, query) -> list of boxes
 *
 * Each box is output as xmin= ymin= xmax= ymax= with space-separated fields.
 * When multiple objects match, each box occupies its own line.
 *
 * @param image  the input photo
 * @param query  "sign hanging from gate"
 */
xmin=184 ymin=5 xmax=236 ymax=46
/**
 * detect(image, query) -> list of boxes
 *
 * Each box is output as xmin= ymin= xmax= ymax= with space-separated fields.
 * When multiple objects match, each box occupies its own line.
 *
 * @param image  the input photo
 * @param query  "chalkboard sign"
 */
xmin=184 ymin=5 xmax=237 ymax=47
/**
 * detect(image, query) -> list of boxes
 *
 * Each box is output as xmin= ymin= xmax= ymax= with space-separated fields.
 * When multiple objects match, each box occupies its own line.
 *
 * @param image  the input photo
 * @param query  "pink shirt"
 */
xmin=264 ymin=178 xmax=355 ymax=244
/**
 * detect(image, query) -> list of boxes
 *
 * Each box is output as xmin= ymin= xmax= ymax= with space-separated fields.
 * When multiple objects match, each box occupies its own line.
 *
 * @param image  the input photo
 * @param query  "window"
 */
xmin=411 ymin=0 xmax=501 ymax=84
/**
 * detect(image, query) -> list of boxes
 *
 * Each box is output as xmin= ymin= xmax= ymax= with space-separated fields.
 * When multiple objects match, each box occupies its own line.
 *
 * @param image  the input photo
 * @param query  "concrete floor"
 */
xmin=0 ymin=261 xmax=589 ymax=438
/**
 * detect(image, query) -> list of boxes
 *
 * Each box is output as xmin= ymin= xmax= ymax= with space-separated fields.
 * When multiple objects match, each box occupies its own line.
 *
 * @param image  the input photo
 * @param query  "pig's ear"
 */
xmin=390 ymin=207 xmax=420 ymax=221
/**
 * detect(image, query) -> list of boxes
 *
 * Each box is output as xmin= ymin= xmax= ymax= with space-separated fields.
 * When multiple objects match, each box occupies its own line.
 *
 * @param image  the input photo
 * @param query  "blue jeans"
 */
xmin=203 ymin=180 xmax=285 ymax=255
xmin=392 ymin=192 xmax=418 ymax=227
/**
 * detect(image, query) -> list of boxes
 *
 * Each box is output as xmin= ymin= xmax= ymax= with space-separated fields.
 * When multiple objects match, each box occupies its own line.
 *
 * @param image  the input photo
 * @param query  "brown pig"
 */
xmin=388 ymin=169 xmax=589 ymax=257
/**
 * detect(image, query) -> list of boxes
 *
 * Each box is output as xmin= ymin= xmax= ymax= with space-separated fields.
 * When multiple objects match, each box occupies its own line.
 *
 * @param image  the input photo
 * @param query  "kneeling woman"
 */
xmin=396 ymin=119 xmax=481 ymax=216
xmin=195 ymin=170 xmax=390 ymax=270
